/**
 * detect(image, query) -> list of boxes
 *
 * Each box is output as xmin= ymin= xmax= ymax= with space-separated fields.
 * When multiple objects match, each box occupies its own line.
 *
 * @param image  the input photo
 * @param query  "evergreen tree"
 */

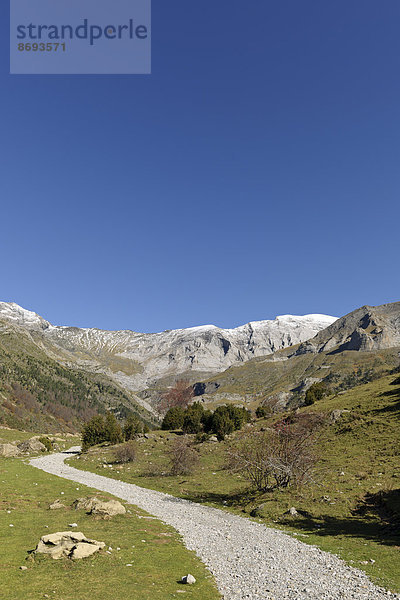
xmin=81 ymin=415 xmax=106 ymax=451
xmin=162 ymin=406 xmax=185 ymax=430
xmin=182 ymin=406 xmax=203 ymax=434
xmin=124 ymin=414 xmax=143 ymax=440
xmin=104 ymin=412 xmax=123 ymax=445
xmin=304 ymin=382 xmax=327 ymax=406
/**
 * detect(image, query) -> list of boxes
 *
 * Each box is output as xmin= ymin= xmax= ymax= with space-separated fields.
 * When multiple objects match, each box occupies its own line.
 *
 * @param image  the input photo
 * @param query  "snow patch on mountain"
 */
xmin=0 ymin=302 xmax=337 ymax=395
xmin=0 ymin=302 xmax=51 ymax=330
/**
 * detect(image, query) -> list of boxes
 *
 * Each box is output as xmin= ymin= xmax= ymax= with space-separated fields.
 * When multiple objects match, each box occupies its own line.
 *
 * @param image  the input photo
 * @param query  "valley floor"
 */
xmin=30 ymin=449 xmax=399 ymax=600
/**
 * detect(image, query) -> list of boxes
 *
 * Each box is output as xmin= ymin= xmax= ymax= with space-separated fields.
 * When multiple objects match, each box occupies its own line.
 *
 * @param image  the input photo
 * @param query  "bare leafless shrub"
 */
xmin=113 ymin=441 xmax=137 ymax=464
xmin=168 ymin=436 xmax=199 ymax=475
xmin=159 ymin=380 xmax=194 ymax=414
xmin=226 ymin=413 xmax=325 ymax=491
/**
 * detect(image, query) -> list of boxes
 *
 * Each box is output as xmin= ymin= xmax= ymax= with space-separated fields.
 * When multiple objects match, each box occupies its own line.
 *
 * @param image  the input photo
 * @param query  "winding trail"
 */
xmin=30 ymin=449 xmax=397 ymax=600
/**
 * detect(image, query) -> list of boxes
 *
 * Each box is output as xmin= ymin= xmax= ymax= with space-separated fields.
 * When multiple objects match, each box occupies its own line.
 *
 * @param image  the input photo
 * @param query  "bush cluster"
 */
xmin=162 ymin=402 xmax=251 ymax=440
xmin=81 ymin=412 xmax=147 ymax=451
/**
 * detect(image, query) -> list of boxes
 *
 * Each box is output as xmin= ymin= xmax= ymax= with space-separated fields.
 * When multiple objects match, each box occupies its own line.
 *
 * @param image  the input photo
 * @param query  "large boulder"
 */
xmin=72 ymin=497 xmax=97 ymax=512
xmin=18 ymin=438 xmax=46 ymax=453
xmin=0 ymin=443 xmax=21 ymax=457
xmin=70 ymin=542 xmax=103 ymax=560
xmin=34 ymin=531 xmax=105 ymax=560
xmin=72 ymin=497 xmax=126 ymax=517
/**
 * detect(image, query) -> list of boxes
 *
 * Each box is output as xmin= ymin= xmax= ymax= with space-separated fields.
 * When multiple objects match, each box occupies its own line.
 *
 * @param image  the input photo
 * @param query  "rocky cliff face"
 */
xmin=0 ymin=303 xmax=336 ymax=395
xmin=293 ymin=302 xmax=400 ymax=356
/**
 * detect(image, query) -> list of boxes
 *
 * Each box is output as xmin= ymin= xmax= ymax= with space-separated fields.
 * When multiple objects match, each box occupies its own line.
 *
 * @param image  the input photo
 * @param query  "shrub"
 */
xmin=227 ymin=414 xmax=324 ymax=491
xmin=160 ymin=380 xmax=194 ymax=413
xmin=211 ymin=408 xmax=235 ymax=441
xmin=162 ymin=402 xmax=251 ymax=439
xmin=200 ymin=409 xmax=214 ymax=432
xmin=162 ymin=406 xmax=185 ymax=430
xmin=168 ymin=437 xmax=199 ymax=475
xmin=82 ymin=415 xmax=107 ymax=451
xmin=209 ymin=405 xmax=250 ymax=440
xmin=255 ymin=406 xmax=268 ymax=419
xmin=113 ymin=441 xmax=137 ymax=464
xmin=182 ymin=404 xmax=204 ymax=434
xmin=81 ymin=412 xmax=123 ymax=451
xmin=124 ymin=414 xmax=143 ymax=440
xmin=38 ymin=436 xmax=53 ymax=452
xmin=104 ymin=412 xmax=124 ymax=445
xmin=304 ymin=382 xmax=327 ymax=406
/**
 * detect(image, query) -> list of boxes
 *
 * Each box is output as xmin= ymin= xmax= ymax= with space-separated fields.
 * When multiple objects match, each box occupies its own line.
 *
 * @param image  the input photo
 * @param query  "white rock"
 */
xmin=34 ymin=531 xmax=105 ymax=560
xmin=0 ymin=443 xmax=21 ymax=457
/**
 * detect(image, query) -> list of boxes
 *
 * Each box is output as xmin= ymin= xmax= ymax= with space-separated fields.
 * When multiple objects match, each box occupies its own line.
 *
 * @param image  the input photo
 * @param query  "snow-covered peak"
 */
xmin=0 ymin=302 xmax=51 ymax=329
xmin=274 ymin=314 xmax=338 ymax=325
xmin=163 ymin=324 xmax=219 ymax=334
xmin=0 ymin=301 xmax=337 ymax=338
xmin=0 ymin=301 xmax=338 ymax=393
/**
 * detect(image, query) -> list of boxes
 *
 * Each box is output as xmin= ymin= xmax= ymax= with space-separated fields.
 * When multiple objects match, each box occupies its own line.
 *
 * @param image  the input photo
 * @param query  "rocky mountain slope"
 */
xmin=1 ymin=301 xmax=399 ymax=422
xmin=198 ymin=302 xmax=400 ymax=409
xmin=293 ymin=302 xmax=400 ymax=355
xmin=0 ymin=316 xmax=156 ymax=431
xmin=0 ymin=303 xmax=337 ymax=400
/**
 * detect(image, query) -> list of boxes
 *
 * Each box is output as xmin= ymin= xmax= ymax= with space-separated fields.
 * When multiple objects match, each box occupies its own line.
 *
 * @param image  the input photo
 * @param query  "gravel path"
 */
xmin=30 ymin=449 xmax=398 ymax=600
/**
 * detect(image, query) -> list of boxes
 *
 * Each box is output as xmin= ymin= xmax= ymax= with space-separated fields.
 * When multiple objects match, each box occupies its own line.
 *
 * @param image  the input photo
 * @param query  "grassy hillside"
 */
xmin=0 ymin=432 xmax=220 ymax=600
xmin=0 ymin=320 xmax=155 ymax=433
xmin=70 ymin=371 xmax=400 ymax=592
xmin=198 ymin=347 xmax=400 ymax=407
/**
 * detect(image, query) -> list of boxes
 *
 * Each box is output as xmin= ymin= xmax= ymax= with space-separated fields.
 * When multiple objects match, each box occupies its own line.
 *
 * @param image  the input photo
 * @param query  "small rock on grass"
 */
xmin=49 ymin=499 xmax=66 ymax=510
xmin=181 ymin=574 xmax=196 ymax=585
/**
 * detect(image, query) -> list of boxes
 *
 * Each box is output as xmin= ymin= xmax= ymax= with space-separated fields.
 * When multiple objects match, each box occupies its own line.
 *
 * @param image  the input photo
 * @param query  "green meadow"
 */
xmin=70 ymin=372 xmax=400 ymax=593
xmin=0 ymin=436 xmax=220 ymax=600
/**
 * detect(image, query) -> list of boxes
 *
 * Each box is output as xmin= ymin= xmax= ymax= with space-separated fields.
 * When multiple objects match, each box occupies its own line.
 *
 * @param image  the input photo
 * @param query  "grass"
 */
xmin=0 ymin=426 xmax=42 ymax=443
xmin=0 ymin=438 xmax=221 ymax=600
xmin=202 ymin=347 xmax=400 ymax=403
xmin=69 ymin=372 xmax=400 ymax=593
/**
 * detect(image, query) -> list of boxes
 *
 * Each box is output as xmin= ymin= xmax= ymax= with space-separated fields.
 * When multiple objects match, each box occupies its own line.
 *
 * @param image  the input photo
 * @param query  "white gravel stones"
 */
xmin=30 ymin=449 xmax=399 ymax=600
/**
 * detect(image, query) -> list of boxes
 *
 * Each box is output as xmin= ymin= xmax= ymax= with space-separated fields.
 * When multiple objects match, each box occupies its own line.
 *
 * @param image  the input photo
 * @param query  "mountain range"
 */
xmin=0 ymin=301 xmax=399 ymax=429
xmin=0 ymin=302 xmax=336 ymax=397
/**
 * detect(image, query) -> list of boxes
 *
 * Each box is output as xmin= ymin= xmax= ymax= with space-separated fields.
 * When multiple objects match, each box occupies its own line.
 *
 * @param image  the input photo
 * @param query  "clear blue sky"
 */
xmin=1 ymin=1 xmax=399 ymax=332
